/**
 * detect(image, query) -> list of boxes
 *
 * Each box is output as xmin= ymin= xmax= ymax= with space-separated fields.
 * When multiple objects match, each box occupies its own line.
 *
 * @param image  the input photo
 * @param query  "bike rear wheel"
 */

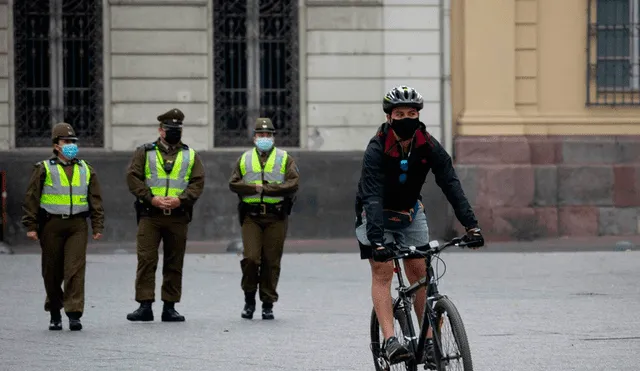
xmin=370 ymin=304 xmax=418 ymax=371
xmin=432 ymin=297 xmax=473 ymax=371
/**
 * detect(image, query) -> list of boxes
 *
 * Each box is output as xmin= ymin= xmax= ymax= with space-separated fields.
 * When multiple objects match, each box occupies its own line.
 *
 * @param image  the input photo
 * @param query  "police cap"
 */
xmin=254 ymin=118 xmax=275 ymax=133
xmin=157 ymin=108 xmax=185 ymax=129
xmin=51 ymin=122 xmax=77 ymax=142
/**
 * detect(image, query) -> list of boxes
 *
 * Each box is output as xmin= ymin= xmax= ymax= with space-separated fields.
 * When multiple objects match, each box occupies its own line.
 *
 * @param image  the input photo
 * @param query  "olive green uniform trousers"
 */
xmin=240 ymin=214 xmax=288 ymax=304
xmin=40 ymin=216 xmax=88 ymax=316
xmin=134 ymin=215 xmax=188 ymax=303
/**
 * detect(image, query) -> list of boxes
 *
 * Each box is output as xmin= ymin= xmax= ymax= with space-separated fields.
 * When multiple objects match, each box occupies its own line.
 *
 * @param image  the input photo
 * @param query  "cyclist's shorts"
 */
xmin=355 ymin=204 xmax=430 ymax=260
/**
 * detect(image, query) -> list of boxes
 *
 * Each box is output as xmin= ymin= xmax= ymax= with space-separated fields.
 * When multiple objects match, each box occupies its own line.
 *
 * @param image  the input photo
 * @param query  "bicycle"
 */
xmin=370 ymin=236 xmax=475 ymax=371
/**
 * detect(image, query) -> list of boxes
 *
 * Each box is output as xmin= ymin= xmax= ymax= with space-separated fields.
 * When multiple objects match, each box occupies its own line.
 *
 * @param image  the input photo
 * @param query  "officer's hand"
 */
xmin=166 ymin=197 xmax=181 ymax=209
xmin=255 ymin=184 xmax=263 ymax=194
xmin=462 ymin=227 xmax=484 ymax=249
xmin=92 ymin=233 xmax=102 ymax=240
xmin=151 ymin=196 xmax=169 ymax=209
xmin=27 ymin=231 xmax=38 ymax=241
xmin=371 ymin=243 xmax=395 ymax=263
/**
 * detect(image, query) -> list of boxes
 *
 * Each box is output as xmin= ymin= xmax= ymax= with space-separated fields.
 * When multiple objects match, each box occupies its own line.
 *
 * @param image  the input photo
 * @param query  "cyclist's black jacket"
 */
xmin=355 ymin=122 xmax=478 ymax=245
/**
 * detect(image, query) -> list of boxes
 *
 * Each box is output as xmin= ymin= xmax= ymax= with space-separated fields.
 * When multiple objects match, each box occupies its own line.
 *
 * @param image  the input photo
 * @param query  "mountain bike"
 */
xmin=370 ymin=236 xmax=474 ymax=371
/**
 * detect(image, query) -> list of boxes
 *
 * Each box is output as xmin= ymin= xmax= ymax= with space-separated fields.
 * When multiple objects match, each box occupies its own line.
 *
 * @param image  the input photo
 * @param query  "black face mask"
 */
xmin=164 ymin=128 xmax=182 ymax=145
xmin=391 ymin=118 xmax=420 ymax=140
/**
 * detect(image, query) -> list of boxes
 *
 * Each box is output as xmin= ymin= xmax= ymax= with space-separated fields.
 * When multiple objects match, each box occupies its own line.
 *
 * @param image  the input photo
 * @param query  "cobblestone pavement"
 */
xmin=1 ymin=250 xmax=639 ymax=371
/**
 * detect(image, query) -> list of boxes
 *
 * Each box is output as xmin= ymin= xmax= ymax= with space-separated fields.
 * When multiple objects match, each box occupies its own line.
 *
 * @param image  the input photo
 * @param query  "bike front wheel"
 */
xmin=433 ymin=297 xmax=473 ymax=371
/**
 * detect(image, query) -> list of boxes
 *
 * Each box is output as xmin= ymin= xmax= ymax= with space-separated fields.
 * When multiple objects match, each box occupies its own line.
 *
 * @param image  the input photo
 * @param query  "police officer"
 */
xmin=21 ymin=122 xmax=105 ymax=331
xmin=229 ymin=118 xmax=300 ymax=320
xmin=125 ymin=108 xmax=205 ymax=322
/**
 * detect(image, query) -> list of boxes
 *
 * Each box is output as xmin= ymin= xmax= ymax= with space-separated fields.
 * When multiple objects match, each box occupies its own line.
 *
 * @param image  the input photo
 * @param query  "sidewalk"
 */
xmin=2 ymin=236 xmax=639 ymax=255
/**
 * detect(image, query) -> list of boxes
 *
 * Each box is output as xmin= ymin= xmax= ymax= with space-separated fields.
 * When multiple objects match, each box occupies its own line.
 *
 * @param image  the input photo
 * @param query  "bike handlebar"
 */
xmin=385 ymin=236 xmax=470 ymax=261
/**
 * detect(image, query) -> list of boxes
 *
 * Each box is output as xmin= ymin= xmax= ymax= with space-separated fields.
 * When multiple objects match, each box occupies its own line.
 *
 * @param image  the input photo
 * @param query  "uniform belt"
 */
xmin=245 ymin=203 xmax=282 ymax=216
xmin=150 ymin=207 xmax=185 ymax=217
xmin=47 ymin=212 xmax=88 ymax=220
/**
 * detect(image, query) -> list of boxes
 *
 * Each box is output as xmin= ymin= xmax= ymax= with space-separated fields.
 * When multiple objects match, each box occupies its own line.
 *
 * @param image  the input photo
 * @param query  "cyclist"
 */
xmin=355 ymin=85 xmax=485 ymax=365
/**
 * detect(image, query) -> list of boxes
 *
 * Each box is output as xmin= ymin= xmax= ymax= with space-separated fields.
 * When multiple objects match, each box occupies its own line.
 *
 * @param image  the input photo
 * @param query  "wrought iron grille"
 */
xmin=588 ymin=0 xmax=640 ymax=105
xmin=213 ymin=0 xmax=300 ymax=147
xmin=13 ymin=0 xmax=104 ymax=147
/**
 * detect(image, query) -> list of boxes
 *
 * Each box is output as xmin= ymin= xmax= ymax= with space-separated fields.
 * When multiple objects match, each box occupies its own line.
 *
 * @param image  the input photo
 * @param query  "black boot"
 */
xmin=161 ymin=301 xmax=185 ymax=322
xmin=67 ymin=312 xmax=83 ymax=331
xmin=241 ymin=303 xmax=256 ymax=319
xmin=262 ymin=302 xmax=274 ymax=320
xmin=241 ymin=291 xmax=256 ymax=319
xmin=49 ymin=310 xmax=62 ymax=331
xmin=126 ymin=301 xmax=154 ymax=322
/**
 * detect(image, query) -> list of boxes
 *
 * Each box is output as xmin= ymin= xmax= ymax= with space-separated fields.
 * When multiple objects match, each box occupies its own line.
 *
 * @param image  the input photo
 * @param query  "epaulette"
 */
xmin=181 ymin=143 xmax=190 ymax=150
xmin=142 ymin=143 xmax=157 ymax=151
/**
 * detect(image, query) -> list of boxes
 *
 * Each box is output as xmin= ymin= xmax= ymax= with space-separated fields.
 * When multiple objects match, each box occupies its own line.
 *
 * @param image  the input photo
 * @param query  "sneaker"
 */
xmin=384 ymin=336 xmax=413 ymax=364
xmin=424 ymin=339 xmax=437 ymax=369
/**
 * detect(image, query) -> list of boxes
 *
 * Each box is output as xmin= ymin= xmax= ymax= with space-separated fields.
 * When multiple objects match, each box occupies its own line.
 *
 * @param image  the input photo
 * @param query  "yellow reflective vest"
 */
xmin=40 ymin=159 xmax=91 ymax=215
xmin=144 ymin=146 xmax=196 ymax=197
xmin=239 ymin=147 xmax=288 ymax=204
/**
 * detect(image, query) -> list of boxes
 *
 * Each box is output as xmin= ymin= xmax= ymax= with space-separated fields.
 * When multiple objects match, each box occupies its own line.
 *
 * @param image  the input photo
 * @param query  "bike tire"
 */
xmin=370 ymin=305 xmax=418 ymax=371
xmin=433 ymin=297 xmax=473 ymax=371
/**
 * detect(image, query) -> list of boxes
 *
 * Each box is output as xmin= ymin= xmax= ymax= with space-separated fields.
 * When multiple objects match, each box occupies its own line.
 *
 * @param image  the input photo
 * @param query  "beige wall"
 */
xmin=452 ymin=0 xmax=640 ymax=136
xmin=0 ymin=0 xmax=10 ymax=148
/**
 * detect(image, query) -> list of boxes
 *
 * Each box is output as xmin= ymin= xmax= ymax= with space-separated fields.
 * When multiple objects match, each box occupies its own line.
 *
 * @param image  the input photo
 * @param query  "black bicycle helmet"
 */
xmin=382 ymin=85 xmax=424 ymax=114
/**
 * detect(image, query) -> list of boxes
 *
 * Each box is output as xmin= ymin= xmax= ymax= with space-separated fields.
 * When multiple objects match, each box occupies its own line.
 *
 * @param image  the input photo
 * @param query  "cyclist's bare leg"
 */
xmin=369 ymin=259 xmax=395 ymax=340
xmin=403 ymin=258 xmax=433 ymax=338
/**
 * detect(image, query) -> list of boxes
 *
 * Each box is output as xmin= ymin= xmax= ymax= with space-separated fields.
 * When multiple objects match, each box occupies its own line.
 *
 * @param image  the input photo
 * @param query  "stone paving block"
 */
xmin=613 ymin=165 xmax=640 ymax=207
xmin=558 ymin=206 xmax=599 ymax=236
xmin=616 ymin=136 xmax=640 ymax=163
xmin=534 ymin=165 xmax=558 ymax=206
xmin=489 ymin=207 xmax=557 ymax=240
xmin=561 ymin=137 xmax=618 ymax=164
xmin=557 ymin=166 xmax=613 ymax=206
xmin=454 ymin=136 xmax=531 ymax=164
xmin=598 ymin=207 xmax=640 ymax=236
xmin=476 ymin=165 xmax=535 ymax=208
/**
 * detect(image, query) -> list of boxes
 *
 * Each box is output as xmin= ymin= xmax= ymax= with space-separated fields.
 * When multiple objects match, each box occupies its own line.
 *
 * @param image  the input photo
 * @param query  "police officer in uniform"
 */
xmin=229 ymin=118 xmax=300 ymax=320
xmin=21 ymin=122 xmax=105 ymax=331
xmin=125 ymin=108 xmax=205 ymax=322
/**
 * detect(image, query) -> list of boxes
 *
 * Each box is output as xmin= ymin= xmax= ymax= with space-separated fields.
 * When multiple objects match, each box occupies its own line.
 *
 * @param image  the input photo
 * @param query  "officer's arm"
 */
xmin=262 ymin=155 xmax=299 ymax=197
xmin=360 ymin=140 xmax=386 ymax=244
xmin=126 ymin=146 xmax=154 ymax=203
xmin=87 ymin=163 xmax=105 ymax=234
xmin=427 ymin=135 xmax=479 ymax=229
xmin=229 ymin=157 xmax=260 ymax=196
xmin=177 ymin=152 xmax=205 ymax=207
xmin=21 ymin=163 xmax=45 ymax=232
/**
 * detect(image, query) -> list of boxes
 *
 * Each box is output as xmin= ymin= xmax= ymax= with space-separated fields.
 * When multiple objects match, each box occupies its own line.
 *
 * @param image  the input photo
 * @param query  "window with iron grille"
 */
xmin=588 ymin=0 xmax=640 ymax=105
xmin=213 ymin=0 xmax=300 ymax=147
xmin=13 ymin=0 xmax=103 ymax=147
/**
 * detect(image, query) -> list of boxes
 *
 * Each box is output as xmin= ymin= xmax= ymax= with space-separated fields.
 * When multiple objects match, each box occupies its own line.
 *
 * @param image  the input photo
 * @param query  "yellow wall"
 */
xmin=452 ymin=0 xmax=640 ymax=136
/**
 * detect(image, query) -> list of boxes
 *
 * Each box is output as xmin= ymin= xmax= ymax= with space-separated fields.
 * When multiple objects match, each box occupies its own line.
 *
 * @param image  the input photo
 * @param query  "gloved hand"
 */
xmin=462 ymin=227 xmax=484 ymax=249
xmin=371 ymin=242 xmax=396 ymax=262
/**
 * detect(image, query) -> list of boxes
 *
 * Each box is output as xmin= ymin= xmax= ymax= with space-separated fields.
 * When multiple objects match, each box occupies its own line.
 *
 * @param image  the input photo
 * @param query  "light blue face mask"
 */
xmin=255 ymin=137 xmax=274 ymax=152
xmin=60 ymin=143 xmax=79 ymax=160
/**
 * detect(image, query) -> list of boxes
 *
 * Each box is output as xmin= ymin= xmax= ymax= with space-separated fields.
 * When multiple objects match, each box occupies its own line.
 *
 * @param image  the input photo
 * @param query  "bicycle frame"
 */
xmin=391 ymin=247 xmax=447 ymax=364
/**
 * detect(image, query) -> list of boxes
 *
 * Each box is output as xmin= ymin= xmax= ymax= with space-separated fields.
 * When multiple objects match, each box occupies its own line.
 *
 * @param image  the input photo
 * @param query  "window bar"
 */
xmin=246 ymin=0 xmax=261 ymax=139
xmin=49 ymin=0 xmax=64 ymax=126
xmin=631 ymin=0 xmax=640 ymax=94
